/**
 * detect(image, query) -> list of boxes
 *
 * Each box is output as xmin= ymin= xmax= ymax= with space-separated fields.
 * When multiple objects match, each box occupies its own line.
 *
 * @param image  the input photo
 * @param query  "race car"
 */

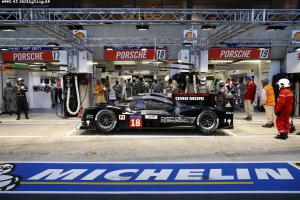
xmin=77 ymin=93 xmax=233 ymax=133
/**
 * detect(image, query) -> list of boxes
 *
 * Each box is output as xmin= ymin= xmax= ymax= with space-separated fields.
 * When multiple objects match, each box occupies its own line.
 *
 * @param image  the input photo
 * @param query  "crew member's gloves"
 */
xmin=276 ymin=111 xmax=281 ymax=116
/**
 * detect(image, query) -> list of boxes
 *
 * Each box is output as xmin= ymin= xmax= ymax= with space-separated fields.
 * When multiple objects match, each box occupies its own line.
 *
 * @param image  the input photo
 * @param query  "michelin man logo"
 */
xmin=0 ymin=163 xmax=22 ymax=191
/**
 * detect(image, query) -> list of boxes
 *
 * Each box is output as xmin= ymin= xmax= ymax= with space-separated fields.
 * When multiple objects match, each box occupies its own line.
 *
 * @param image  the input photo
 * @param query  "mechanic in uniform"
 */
xmin=131 ymin=77 xmax=138 ymax=96
xmin=243 ymin=76 xmax=257 ymax=121
xmin=165 ymin=76 xmax=178 ymax=94
xmin=55 ymin=78 xmax=63 ymax=104
xmin=15 ymin=77 xmax=29 ymax=120
xmin=275 ymin=78 xmax=294 ymax=140
xmin=197 ymin=77 xmax=210 ymax=95
xmin=216 ymin=80 xmax=228 ymax=110
xmin=3 ymin=80 xmax=16 ymax=115
xmin=125 ymin=78 xmax=132 ymax=98
xmin=185 ymin=75 xmax=196 ymax=93
xmin=137 ymin=75 xmax=146 ymax=94
xmin=113 ymin=80 xmax=122 ymax=101
xmin=93 ymin=79 xmax=106 ymax=104
xmin=261 ymin=78 xmax=275 ymax=128
xmin=151 ymin=78 xmax=160 ymax=93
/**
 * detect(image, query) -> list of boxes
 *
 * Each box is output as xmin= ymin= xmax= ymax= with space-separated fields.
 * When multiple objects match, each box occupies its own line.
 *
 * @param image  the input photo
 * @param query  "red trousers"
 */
xmin=276 ymin=114 xmax=290 ymax=135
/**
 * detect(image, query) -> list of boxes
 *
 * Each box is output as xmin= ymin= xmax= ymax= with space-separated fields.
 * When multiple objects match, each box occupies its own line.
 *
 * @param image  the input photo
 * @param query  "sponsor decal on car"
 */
xmin=175 ymin=96 xmax=205 ymax=101
xmin=119 ymin=115 xmax=126 ymax=120
xmin=145 ymin=115 xmax=158 ymax=119
xmin=86 ymin=114 xmax=93 ymax=119
xmin=161 ymin=117 xmax=190 ymax=124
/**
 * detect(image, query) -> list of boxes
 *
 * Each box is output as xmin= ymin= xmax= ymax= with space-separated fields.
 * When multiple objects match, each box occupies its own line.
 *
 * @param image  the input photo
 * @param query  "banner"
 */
xmin=1 ymin=50 xmax=62 ymax=62
xmin=104 ymin=48 xmax=167 ymax=61
xmin=209 ymin=48 xmax=270 ymax=59
xmin=0 ymin=161 xmax=299 ymax=193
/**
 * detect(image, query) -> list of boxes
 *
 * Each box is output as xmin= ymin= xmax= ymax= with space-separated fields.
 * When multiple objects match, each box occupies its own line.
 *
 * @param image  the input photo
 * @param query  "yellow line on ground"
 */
xmin=21 ymin=181 xmax=254 ymax=185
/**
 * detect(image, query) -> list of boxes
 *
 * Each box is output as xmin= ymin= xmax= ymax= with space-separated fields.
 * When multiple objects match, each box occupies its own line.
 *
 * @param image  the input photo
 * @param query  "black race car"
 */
xmin=77 ymin=93 xmax=233 ymax=133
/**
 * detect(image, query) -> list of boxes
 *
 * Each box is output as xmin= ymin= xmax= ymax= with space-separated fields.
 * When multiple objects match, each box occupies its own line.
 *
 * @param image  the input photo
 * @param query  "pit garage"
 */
xmin=0 ymin=1 xmax=300 ymax=200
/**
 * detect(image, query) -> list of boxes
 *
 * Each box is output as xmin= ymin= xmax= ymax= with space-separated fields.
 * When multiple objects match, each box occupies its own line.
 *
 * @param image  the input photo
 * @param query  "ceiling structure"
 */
xmin=0 ymin=0 xmax=299 ymax=59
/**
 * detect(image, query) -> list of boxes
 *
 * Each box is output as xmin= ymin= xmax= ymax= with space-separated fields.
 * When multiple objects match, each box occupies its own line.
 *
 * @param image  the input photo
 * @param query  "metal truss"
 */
xmin=0 ymin=8 xmax=299 ymax=24
xmin=0 ymin=38 xmax=298 ymax=48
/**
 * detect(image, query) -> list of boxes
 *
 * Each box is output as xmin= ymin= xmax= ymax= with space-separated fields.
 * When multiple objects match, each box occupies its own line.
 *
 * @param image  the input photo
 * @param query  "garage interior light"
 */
xmin=140 ymin=46 xmax=148 ymax=51
xmin=136 ymin=24 xmax=149 ymax=30
xmin=104 ymin=46 xmax=114 ymax=50
xmin=201 ymin=25 xmax=217 ymax=30
xmin=295 ymin=47 xmax=300 ymax=52
xmin=0 ymin=26 xmax=16 ymax=31
xmin=266 ymin=25 xmax=286 ymax=31
xmin=47 ymin=42 xmax=59 ymax=47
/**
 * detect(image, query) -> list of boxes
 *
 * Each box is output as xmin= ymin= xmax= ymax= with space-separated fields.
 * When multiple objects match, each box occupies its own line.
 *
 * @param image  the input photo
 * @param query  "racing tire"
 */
xmin=196 ymin=110 xmax=219 ymax=133
xmin=95 ymin=109 xmax=118 ymax=133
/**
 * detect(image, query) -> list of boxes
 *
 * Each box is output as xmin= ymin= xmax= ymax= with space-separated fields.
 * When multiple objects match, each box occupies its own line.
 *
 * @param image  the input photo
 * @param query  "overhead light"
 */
xmin=182 ymin=42 xmax=193 ymax=46
xmin=140 ymin=46 xmax=148 ymax=51
xmin=93 ymin=62 xmax=98 ymax=65
xmin=295 ymin=47 xmax=300 ymax=52
xmin=47 ymin=42 xmax=59 ymax=47
xmin=67 ymin=25 xmax=84 ymax=30
xmin=113 ymin=61 xmax=136 ymax=65
xmin=201 ymin=25 xmax=216 ymax=30
xmin=266 ymin=25 xmax=286 ymax=31
xmin=237 ymin=60 xmax=262 ymax=63
xmin=0 ymin=26 xmax=16 ymax=31
xmin=136 ymin=24 xmax=149 ymax=31
xmin=0 ymin=48 xmax=8 ymax=51
xmin=104 ymin=46 xmax=113 ymax=50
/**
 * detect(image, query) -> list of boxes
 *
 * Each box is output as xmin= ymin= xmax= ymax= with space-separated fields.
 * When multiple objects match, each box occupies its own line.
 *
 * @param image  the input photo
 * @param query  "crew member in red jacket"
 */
xmin=275 ymin=78 xmax=294 ymax=140
xmin=244 ymin=76 xmax=257 ymax=121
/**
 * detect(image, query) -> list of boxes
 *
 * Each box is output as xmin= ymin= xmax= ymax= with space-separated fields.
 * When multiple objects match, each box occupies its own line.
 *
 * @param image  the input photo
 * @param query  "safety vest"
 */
xmin=264 ymin=85 xmax=275 ymax=106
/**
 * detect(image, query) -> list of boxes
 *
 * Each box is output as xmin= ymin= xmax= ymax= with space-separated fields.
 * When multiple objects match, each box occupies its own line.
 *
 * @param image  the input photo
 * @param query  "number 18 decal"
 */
xmin=130 ymin=115 xmax=142 ymax=128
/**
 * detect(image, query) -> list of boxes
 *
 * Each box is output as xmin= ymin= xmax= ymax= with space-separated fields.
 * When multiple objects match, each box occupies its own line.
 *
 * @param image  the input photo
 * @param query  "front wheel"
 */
xmin=196 ymin=111 xmax=219 ymax=133
xmin=95 ymin=109 xmax=118 ymax=133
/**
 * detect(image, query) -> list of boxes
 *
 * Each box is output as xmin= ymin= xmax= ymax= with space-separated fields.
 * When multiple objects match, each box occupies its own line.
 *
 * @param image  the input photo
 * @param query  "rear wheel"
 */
xmin=196 ymin=111 xmax=219 ymax=133
xmin=95 ymin=109 xmax=118 ymax=133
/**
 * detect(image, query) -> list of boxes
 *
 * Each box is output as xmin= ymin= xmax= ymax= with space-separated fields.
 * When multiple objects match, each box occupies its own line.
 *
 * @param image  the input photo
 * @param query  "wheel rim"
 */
xmin=200 ymin=114 xmax=214 ymax=129
xmin=99 ymin=112 xmax=115 ymax=127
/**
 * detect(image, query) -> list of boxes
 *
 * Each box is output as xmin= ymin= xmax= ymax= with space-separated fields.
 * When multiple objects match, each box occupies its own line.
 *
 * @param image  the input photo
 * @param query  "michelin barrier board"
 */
xmin=0 ymin=162 xmax=300 ymax=193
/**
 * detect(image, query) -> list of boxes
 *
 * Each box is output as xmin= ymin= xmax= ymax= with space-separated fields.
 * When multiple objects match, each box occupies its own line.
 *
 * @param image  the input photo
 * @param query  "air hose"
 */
xmin=66 ymin=75 xmax=80 ymax=115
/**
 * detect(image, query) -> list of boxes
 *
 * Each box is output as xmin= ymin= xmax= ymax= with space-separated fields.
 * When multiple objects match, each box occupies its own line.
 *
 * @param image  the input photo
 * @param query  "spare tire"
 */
xmin=95 ymin=109 xmax=118 ymax=133
xmin=196 ymin=110 xmax=219 ymax=133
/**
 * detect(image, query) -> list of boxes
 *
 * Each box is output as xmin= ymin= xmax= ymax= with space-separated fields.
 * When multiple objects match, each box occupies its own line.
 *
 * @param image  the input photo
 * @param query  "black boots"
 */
xmin=262 ymin=123 xmax=274 ymax=128
xmin=25 ymin=115 xmax=29 ymax=119
xmin=16 ymin=115 xmax=29 ymax=120
xmin=275 ymin=134 xmax=288 ymax=140
xmin=16 ymin=116 xmax=20 ymax=120
xmin=244 ymin=117 xmax=252 ymax=121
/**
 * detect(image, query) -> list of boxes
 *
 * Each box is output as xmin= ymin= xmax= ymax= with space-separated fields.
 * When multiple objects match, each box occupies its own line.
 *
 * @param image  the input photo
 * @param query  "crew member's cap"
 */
xmin=18 ymin=77 xmax=23 ymax=81
xmin=246 ymin=76 xmax=253 ymax=80
xmin=261 ymin=78 xmax=269 ymax=83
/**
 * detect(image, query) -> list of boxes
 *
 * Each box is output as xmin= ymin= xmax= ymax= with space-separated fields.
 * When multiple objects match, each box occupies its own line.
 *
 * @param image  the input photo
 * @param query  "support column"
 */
xmin=269 ymin=60 xmax=280 ymax=85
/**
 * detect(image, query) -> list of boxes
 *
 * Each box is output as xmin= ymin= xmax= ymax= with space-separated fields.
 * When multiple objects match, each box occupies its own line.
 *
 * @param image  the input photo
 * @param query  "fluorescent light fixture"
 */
xmin=140 ymin=46 xmax=147 ymax=51
xmin=295 ymin=47 xmax=300 ymax=52
xmin=136 ymin=24 xmax=149 ymax=30
xmin=0 ymin=26 xmax=16 ymax=31
xmin=104 ymin=46 xmax=113 ymax=50
xmin=47 ymin=42 xmax=59 ymax=47
xmin=93 ymin=62 xmax=98 ymax=65
xmin=266 ymin=25 xmax=286 ymax=31
xmin=237 ymin=60 xmax=261 ymax=63
xmin=209 ymin=60 xmax=233 ymax=64
xmin=0 ymin=48 xmax=8 ymax=50
xmin=113 ymin=61 xmax=136 ymax=65
xmin=182 ymin=42 xmax=193 ymax=46
xmin=201 ymin=25 xmax=216 ymax=30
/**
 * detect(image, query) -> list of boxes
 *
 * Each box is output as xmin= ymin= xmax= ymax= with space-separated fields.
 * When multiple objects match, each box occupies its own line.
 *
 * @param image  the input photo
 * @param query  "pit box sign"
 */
xmin=104 ymin=47 xmax=167 ymax=61
xmin=0 ymin=162 xmax=299 ymax=193
xmin=209 ymin=48 xmax=270 ymax=59
xmin=1 ymin=49 xmax=66 ymax=62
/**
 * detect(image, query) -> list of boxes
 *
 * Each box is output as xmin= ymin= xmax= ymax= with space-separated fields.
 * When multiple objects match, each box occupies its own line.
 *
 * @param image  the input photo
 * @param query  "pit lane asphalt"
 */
xmin=1 ymin=107 xmax=300 ymax=200
xmin=0 ymin=107 xmax=299 ymax=162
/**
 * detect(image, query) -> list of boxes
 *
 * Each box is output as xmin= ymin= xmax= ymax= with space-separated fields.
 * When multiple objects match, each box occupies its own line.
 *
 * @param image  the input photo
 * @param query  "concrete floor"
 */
xmin=0 ymin=107 xmax=299 ymax=162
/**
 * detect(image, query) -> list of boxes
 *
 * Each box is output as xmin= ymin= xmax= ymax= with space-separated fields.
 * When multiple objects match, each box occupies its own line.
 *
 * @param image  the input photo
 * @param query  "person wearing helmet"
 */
xmin=243 ymin=76 xmax=257 ymax=121
xmin=15 ymin=77 xmax=29 ymax=120
xmin=113 ymin=80 xmax=122 ymax=101
xmin=3 ymin=79 xmax=16 ymax=115
xmin=197 ymin=77 xmax=210 ymax=95
xmin=261 ymin=78 xmax=275 ymax=128
xmin=275 ymin=78 xmax=294 ymax=140
xmin=216 ymin=80 xmax=228 ymax=110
